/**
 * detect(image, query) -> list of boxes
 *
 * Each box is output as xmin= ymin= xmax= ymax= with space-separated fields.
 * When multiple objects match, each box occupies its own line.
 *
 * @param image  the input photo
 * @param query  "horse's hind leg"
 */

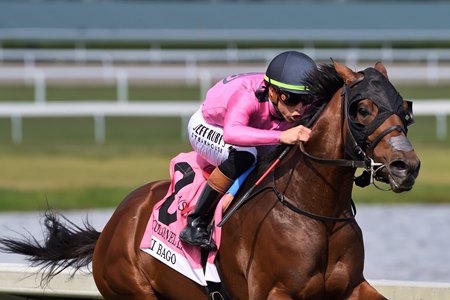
xmin=347 ymin=280 xmax=387 ymax=300
xmin=93 ymin=181 xmax=170 ymax=300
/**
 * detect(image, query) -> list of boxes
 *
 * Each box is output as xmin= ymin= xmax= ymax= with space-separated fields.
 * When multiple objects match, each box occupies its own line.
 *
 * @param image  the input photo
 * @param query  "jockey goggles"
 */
xmin=274 ymin=86 xmax=312 ymax=106
xmin=264 ymin=74 xmax=312 ymax=106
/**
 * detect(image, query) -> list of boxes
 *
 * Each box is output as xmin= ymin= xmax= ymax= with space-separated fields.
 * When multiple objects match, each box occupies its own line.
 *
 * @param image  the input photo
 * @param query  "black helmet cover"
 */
xmin=265 ymin=51 xmax=317 ymax=94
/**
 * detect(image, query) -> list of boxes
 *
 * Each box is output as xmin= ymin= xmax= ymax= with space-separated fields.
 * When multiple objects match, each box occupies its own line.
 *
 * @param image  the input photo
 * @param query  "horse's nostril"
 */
xmin=390 ymin=160 xmax=407 ymax=170
xmin=389 ymin=160 xmax=408 ymax=177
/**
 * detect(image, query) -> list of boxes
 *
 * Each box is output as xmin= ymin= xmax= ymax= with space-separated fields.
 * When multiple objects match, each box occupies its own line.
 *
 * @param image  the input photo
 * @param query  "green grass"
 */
xmin=0 ymin=85 xmax=201 ymax=102
xmin=0 ymin=142 xmax=192 ymax=211
xmin=0 ymin=84 xmax=449 ymax=211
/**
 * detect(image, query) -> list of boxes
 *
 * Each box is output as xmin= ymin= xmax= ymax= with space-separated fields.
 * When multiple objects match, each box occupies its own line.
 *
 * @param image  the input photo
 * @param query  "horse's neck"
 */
xmin=308 ymin=90 xmax=346 ymax=162
xmin=277 ymin=90 xmax=355 ymax=214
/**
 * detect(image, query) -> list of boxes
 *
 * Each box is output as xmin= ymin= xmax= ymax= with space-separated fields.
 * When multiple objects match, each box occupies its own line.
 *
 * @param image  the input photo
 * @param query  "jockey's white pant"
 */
xmin=188 ymin=109 xmax=257 ymax=167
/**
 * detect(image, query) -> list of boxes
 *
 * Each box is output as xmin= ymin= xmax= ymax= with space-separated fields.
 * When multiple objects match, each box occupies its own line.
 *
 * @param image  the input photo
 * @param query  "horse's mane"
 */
xmin=256 ymin=63 xmax=343 ymax=167
xmin=305 ymin=63 xmax=344 ymax=117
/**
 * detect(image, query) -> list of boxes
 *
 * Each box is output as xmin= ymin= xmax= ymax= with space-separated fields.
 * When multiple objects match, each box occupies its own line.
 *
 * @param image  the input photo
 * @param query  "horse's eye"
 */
xmin=358 ymin=106 xmax=370 ymax=118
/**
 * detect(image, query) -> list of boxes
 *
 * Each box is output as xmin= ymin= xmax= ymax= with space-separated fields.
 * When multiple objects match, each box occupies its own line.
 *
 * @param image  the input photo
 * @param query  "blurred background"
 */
xmin=0 ymin=0 xmax=449 ymax=283
xmin=0 ymin=0 xmax=449 ymax=210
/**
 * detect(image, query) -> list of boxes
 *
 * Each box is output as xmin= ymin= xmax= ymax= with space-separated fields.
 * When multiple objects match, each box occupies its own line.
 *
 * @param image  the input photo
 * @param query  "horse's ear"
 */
xmin=374 ymin=62 xmax=388 ymax=79
xmin=332 ymin=60 xmax=362 ymax=84
xmin=403 ymin=99 xmax=415 ymax=126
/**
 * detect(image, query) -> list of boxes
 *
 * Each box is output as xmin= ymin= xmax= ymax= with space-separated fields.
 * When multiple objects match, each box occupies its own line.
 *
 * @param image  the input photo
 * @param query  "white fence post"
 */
xmin=94 ymin=114 xmax=106 ymax=144
xmin=199 ymin=69 xmax=211 ymax=101
xmin=24 ymin=52 xmax=35 ymax=69
xmin=33 ymin=70 xmax=46 ymax=104
xmin=102 ymin=60 xmax=115 ymax=85
xmin=185 ymin=54 xmax=198 ymax=86
xmin=116 ymin=69 xmax=129 ymax=103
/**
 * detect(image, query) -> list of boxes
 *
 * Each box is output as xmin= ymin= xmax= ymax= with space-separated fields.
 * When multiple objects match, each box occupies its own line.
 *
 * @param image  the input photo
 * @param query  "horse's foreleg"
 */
xmin=347 ymin=280 xmax=387 ymax=300
xmin=266 ymin=288 xmax=294 ymax=300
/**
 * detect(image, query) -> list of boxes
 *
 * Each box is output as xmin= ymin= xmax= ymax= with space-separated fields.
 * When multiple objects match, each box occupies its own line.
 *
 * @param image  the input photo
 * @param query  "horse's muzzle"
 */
xmin=387 ymin=157 xmax=421 ymax=192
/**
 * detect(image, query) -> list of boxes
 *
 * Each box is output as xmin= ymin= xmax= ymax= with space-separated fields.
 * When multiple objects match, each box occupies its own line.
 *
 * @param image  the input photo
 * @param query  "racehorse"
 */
xmin=0 ymin=61 xmax=420 ymax=300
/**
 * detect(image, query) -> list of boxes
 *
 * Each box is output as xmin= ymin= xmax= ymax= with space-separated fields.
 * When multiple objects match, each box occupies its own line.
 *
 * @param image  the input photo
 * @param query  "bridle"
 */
xmin=298 ymin=79 xmax=408 ymax=189
xmin=272 ymin=73 xmax=412 ymax=222
xmin=218 ymin=68 xmax=413 ymax=226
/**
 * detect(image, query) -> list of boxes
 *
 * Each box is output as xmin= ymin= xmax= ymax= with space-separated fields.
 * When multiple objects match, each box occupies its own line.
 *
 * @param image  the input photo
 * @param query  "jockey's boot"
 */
xmin=179 ymin=168 xmax=233 ymax=250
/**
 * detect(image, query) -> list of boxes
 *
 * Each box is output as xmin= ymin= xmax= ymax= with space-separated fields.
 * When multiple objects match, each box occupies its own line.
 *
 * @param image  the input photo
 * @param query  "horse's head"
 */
xmin=334 ymin=61 xmax=420 ymax=192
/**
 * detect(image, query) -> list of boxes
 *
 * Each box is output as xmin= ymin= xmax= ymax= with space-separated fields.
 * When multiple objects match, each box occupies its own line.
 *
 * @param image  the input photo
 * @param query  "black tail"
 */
xmin=0 ymin=210 xmax=100 ymax=285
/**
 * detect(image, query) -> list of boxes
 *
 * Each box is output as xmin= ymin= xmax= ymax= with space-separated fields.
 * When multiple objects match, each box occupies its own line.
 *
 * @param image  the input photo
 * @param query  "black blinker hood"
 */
xmin=346 ymin=67 xmax=409 ymax=157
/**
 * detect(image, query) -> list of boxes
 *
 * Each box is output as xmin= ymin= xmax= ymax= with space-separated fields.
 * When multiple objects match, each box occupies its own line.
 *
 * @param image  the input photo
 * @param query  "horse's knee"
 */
xmin=300 ymin=273 xmax=326 ymax=299
xmin=347 ymin=280 xmax=387 ymax=300
xmin=266 ymin=273 xmax=325 ymax=299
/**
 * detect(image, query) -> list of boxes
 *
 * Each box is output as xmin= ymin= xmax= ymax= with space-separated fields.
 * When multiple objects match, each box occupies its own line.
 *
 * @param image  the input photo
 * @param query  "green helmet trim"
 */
xmin=264 ymin=75 xmax=310 ymax=91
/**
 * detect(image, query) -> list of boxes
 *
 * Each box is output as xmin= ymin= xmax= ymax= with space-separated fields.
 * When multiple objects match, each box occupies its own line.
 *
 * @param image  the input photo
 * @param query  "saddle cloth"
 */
xmin=140 ymin=151 xmax=254 ymax=286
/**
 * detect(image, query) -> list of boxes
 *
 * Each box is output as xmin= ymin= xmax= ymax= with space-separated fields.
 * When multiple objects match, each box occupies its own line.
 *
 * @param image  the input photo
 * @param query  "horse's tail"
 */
xmin=0 ymin=210 xmax=100 ymax=285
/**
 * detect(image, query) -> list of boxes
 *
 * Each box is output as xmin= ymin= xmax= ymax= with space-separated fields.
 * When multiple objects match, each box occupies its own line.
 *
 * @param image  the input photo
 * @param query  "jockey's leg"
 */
xmin=180 ymin=149 xmax=255 ymax=249
xmin=179 ymin=167 xmax=232 ymax=249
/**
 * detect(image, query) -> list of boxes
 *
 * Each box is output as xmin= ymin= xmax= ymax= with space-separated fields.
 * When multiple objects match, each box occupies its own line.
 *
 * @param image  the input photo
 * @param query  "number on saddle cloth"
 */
xmin=159 ymin=152 xmax=256 ymax=227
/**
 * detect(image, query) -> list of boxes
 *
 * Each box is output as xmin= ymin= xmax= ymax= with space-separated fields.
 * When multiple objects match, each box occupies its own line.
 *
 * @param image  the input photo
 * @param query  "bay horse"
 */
xmin=0 ymin=61 xmax=420 ymax=300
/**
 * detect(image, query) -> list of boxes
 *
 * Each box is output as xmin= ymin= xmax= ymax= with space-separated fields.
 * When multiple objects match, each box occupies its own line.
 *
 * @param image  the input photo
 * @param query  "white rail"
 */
xmin=0 ymin=101 xmax=199 ymax=144
xmin=0 ymin=264 xmax=449 ymax=300
xmin=2 ymin=48 xmax=450 ymax=65
xmin=0 ymin=100 xmax=447 ymax=144
xmin=1 ymin=64 xmax=450 ymax=105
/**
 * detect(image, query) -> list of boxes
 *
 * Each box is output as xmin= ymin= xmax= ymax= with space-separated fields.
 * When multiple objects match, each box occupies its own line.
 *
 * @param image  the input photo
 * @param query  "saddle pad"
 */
xmin=140 ymin=152 xmax=224 ymax=286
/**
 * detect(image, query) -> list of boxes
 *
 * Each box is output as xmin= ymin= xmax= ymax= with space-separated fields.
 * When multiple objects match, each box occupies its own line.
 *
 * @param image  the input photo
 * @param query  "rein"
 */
xmin=217 ymin=103 xmax=328 ymax=227
xmin=268 ymin=81 xmax=402 ymax=223
xmin=273 ymin=187 xmax=356 ymax=223
xmin=299 ymin=84 xmax=373 ymax=171
xmin=268 ymin=91 xmax=361 ymax=223
xmin=242 ymin=185 xmax=357 ymax=223
xmin=299 ymin=142 xmax=365 ymax=168
xmin=219 ymin=77 xmax=406 ymax=226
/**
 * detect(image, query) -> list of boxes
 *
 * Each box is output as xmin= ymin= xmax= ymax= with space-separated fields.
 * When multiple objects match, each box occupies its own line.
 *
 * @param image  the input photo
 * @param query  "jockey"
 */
xmin=179 ymin=51 xmax=317 ymax=249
